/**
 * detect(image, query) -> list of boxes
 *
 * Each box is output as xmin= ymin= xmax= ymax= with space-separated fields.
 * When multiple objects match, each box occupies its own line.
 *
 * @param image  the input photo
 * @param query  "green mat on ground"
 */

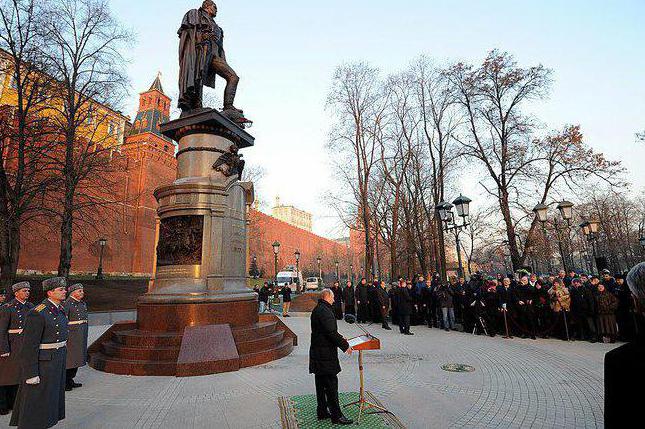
xmin=278 ymin=391 xmax=405 ymax=429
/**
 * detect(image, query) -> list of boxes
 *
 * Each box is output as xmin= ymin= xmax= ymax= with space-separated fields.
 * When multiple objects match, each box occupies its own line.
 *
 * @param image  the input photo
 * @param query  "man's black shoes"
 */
xmin=317 ymin=413 xmax=331 ymax=420
xmin=331 ymin=416 xmax=353 ymax=425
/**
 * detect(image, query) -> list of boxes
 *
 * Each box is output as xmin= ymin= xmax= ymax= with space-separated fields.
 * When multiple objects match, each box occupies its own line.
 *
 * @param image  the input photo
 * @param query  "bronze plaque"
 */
xmin=157 ymin=215 xmax=204 ymax=267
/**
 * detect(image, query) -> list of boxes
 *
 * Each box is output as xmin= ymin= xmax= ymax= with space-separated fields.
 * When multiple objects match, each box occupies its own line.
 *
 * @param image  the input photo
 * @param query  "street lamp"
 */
xmin=272 ymin=241 xmax=280 ymax=285
xmin=350 ymin=264 xmax=354 ymax=284
xmin=317 ymin=256 xmax=322 ymax=282
xmin=557 ymin=201 xmax=574 ymax=221
xmin=580 ymin=219 xmax=601 ymax=274
xmin=533 ymin=201 xmax=576 ymax=273
xmin=335 ymin=261 xmax=339 ymax=281
xmin=96 ymin=238 xmax=107 ymax=279
xmin=294 ymin=250 xmax=301 ymax=292
xmin=436 ymin=195 xmax=472 ymax=278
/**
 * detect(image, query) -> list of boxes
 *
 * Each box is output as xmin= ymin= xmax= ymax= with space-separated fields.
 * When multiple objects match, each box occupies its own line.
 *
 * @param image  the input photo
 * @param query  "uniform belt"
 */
xmin=39 ymin=341 xmax=66 ymax=350
xmin=68 ymin=320 xmax=88 ymax=325
xmin=8 ymin=329 xmax=23 ymax=334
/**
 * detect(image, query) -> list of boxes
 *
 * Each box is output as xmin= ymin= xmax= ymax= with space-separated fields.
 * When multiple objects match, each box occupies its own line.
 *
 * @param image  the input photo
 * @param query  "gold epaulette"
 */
xmin=35 ymin=304 xmax=46 ymax=312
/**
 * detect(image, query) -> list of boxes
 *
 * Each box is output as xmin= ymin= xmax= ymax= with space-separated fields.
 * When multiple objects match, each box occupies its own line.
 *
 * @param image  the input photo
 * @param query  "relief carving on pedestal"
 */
xmin=157 ymin=215 xmax=204 ymax=267
xmin=212 ymin=145 xmax=245 ymax=179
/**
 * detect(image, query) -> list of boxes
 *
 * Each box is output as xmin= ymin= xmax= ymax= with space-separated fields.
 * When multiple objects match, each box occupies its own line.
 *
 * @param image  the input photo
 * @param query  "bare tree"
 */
xmin=412 ymin=57 xmax=463 ymax=278
xmin=448 ymin=50 xmax=551 ymax=271
xmin=327 ymin=62 xmax=389 ymax=279
xmin=0 ymin=0 xmax=57 ymax=287
xmin=42 ymin=0 xmax=132 ymax=277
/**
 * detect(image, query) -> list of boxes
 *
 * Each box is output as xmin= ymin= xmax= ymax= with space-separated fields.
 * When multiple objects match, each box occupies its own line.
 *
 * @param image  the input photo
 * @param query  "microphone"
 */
xmin=344 ymin=314 xmax=371 ymax=337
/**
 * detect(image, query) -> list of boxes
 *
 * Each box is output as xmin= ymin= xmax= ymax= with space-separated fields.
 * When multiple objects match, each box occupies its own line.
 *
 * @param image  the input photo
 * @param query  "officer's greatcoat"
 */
xmin=10 ymin=299 xmax=69 ymax=429
xmin=0 ymin=299 xmax=34 ymax=386
xmin=63 ymin=297 xmax=88 ymax=369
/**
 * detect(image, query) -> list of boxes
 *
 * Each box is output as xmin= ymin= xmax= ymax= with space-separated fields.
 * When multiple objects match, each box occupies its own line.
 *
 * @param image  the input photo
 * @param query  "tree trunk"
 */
xmin=499 ymin=191 xmax=522 ymax=270
xmin=58 ymin=195 xmax=74 ymax=278
xmin=0 ymin=217 xmax=21 ymax=289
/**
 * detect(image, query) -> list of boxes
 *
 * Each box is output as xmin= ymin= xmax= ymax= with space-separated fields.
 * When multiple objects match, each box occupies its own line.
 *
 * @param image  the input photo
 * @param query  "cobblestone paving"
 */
xmin=0 ymin=318 xmax=615 ymax=429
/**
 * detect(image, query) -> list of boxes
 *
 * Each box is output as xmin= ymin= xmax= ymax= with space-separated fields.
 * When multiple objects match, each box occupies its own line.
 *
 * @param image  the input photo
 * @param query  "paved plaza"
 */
xmin=0 ymin=316 xmax=615 ymax=429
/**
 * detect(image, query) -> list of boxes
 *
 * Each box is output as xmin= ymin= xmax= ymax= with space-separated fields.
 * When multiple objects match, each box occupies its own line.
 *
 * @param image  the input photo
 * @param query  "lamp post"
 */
xmin=533 ymin=201 xmax=575 ymax=273
xmin=437 ymin=194 xmax=472 ymax=278
xmin=335 ymin=261 xmax=340 ymax=282
xmin=96 ymin=238 xmax=107 ymax=280
xmin=639 ymin=219 xmax=645 ymax=252
xmin=294 ymin=250 xmax=301 ymax=293
xmin=580 ymin=219 xmax=600 ymax=274
xmin=252 ymin=255 xmax=257 ymax=279
xmin=272 ymin=241 xmax=280 ymax=285
xmin=317 ymin=256 xmax=322 ymax=283
xmin=350 ymin=264 xmax=354 ymax=284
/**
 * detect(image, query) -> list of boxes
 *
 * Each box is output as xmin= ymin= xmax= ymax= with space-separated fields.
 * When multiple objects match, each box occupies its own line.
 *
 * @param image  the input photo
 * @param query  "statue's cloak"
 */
xmin=177 ymin=8 xmax=217 ymax=109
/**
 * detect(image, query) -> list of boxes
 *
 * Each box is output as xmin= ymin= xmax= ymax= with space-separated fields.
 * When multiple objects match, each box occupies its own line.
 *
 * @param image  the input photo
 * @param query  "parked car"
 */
xmin=305 ymin=277 xmax=323 ymax=291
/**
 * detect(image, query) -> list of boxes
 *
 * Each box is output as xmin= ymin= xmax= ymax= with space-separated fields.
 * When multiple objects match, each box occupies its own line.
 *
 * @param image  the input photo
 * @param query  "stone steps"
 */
xmin=89 ymin=315 xmax=296 ymax=377
xmin=239 ymin=337 xmax=294 ymax=368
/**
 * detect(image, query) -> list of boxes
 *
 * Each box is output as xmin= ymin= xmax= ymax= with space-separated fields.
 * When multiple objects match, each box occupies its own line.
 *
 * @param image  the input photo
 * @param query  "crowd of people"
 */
xmin=311 ymin=268 xmax=642 ymax=344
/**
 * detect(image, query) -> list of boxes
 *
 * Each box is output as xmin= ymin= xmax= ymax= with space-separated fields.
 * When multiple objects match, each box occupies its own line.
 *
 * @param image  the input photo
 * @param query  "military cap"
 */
xmin=68 ymin=283 xmax=84 ymax=294
xmin=12 ymin=281 xmax=31 ymax=293
xmin=0 ymin=288 xmax=5 ymax=296
xmin=42 ymin=277 xmax=67 ymax=292
xmin=601 ymin=269 xmax=611 ymax=275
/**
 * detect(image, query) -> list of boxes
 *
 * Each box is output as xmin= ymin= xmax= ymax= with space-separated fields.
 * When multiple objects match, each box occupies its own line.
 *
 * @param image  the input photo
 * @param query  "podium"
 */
xmin=344 ymin=334 xmax=393 ymax=423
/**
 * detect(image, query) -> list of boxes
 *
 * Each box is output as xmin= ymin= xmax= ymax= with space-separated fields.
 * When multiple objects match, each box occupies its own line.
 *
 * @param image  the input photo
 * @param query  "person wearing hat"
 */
xmin=63 ymin=283 xmax=88 ymax=391
xmin=605 ymin=262 xmax=645 ymax=428
xmin=0 ymin=282 xmax=34 ymax=415
xmin=10 ymin=277 xmax=69 ymax=429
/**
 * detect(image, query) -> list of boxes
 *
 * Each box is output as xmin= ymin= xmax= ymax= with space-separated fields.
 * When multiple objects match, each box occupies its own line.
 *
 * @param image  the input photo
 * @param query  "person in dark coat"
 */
xmin=258 ymin=282 xmax=270 ymax=313
xmin=513 ymin=276 xmax=537 ymax=339
xmin=62 ymin=284 xmax=88 ymax=391
xmin=376 ymin=281 xmax=391 ymax=330
xmin=614 ymin=276 xmax=635 ymax=341
xmin=389 ymin=281 xmax=400 ymax=325
xmin=330 ymin=282 xmax=343 ymax=320
xmin=355 ymin=279 xmax=369 ymax=323
xmin=596 ymin=283 xmax=619 ymax=343
xmin=436 ymin=283 xmax=455 ymax=331
xmin=453 ymin=277 xmax=466 ymax=324
xmin=570 ymin=278 xmax=597 ymax=342
xmin=10 ymin=277 xmax=69 ymax=429
xmin=281 ymin=284 xmax=292 ymax=317
xmin=531 ymin=275 xmax=551 ymax=338
xmin=397 ymin=282 xmax=414 ymax=335
xmin=342 ymin=281 xmax=355 ymax=316
xmin=368 ymin=281 xmax=380 ymax=323
xmin=309 ymin=289 xmax=353 ymax=425
xmin=605 ymin=262 xmax=645 ymax=428
xmin=0 ymin=283 xmax=34 ymax=415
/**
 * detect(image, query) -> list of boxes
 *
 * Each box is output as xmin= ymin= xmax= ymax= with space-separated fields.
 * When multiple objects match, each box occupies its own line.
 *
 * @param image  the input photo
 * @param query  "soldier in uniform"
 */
xmin=0 ymin=282 xmax=34 ymax=415
xmin=62 ymin=283 xmax=88 ymax=391
xmin=10 ymin=277 xmax=69 ymax=429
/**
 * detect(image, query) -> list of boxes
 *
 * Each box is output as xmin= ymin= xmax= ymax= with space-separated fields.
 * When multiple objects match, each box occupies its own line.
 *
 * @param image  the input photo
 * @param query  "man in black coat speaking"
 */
xmin=310 ymin=288 xmax=353 ymax=425
xmin=605 ymin=262 xmax=645 ymax=428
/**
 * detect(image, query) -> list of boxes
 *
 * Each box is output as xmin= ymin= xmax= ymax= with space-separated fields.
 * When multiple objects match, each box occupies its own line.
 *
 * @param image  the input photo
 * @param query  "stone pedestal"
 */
xmin=89 ymin=110 xmax=296 ymax=376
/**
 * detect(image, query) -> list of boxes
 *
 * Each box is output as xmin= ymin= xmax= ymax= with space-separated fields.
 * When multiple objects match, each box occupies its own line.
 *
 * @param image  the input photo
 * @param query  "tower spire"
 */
xmin=149 ymin=71 xmax=164 ymax=93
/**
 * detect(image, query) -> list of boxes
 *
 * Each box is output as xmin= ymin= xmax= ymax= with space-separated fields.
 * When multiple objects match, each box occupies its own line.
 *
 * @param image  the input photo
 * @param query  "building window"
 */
xmin=107 ymin=121 xmax=115 ymax=135
xmin=9 ymin=74 xmax=18 ymax=90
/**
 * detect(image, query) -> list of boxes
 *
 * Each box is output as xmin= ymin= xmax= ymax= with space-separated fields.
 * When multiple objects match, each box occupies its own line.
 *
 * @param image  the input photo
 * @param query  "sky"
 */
xmin=110 ymin=0 xmax=645 ymax=239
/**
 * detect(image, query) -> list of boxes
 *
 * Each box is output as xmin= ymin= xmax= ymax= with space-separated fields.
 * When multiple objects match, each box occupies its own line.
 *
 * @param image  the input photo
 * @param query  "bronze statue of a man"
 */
xmin=177 ymin=0 xmax=242 ymax=117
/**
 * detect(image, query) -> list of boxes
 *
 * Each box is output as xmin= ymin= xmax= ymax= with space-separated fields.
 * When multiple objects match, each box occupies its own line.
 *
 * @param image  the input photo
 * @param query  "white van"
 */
xmin=276 ymin=269 xmax=304 ymax=293
xmin=305 ymin=277 xmax=322 ymax=291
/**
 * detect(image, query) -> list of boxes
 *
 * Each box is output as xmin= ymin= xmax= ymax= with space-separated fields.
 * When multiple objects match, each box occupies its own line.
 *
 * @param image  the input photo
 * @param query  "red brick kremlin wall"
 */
xmin=14 ymin=78 xmax=354 ymax=279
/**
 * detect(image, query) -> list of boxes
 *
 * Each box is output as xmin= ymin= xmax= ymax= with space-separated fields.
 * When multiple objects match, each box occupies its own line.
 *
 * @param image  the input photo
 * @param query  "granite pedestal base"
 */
xmin=88 ymin=300 xmax=297 ymax=377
